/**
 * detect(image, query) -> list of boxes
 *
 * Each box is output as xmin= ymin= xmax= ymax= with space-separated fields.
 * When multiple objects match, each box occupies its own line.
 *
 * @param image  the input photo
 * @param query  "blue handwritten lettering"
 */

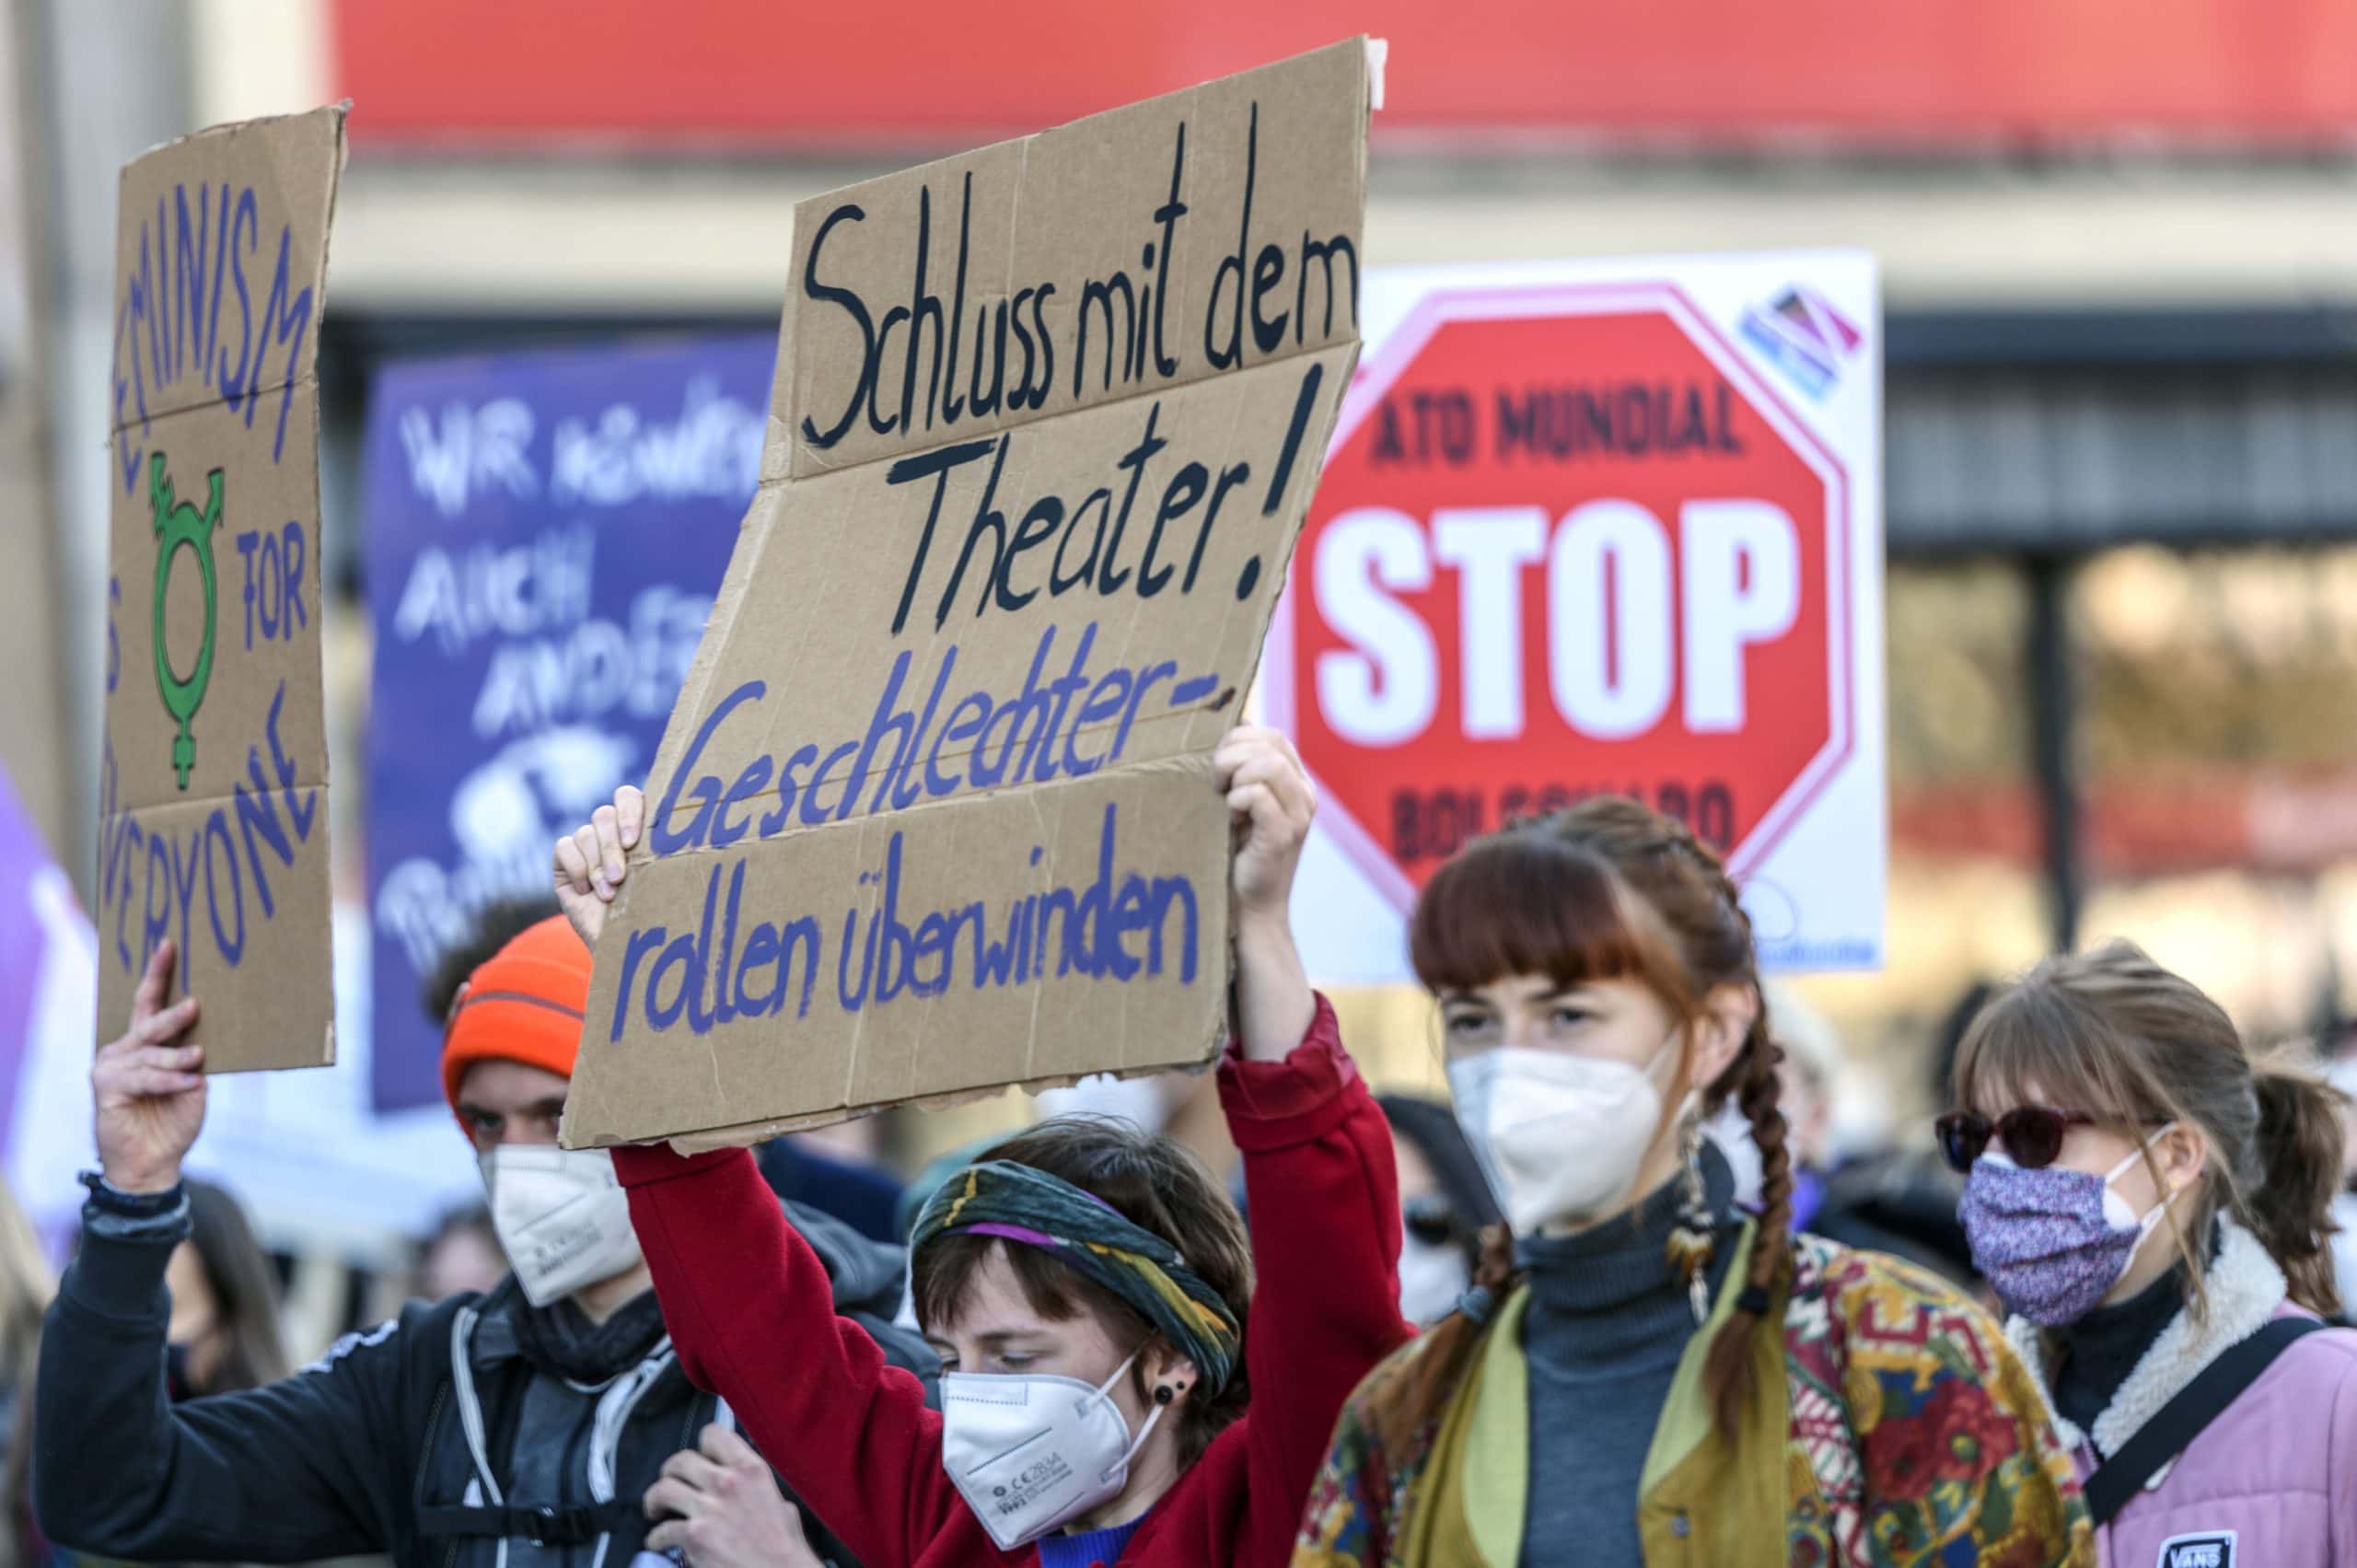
xmin=610 ymin=802 xmax=1198 ymax=1041
xmin=653 ymin=624 xmax=1214 ymax=856
xmin=111 ymin=181 xmax=313 ymax=494
xmin=651 ymin=679 xmax=764 ymax=854
xmin=95 ymin=680 xmax=319 ymax=996
xmin=236 ymin=520 xmax=308 ymax=648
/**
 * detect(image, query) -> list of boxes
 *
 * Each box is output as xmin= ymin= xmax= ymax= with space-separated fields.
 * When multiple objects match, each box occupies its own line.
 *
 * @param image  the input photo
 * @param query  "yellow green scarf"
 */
xmin=1399 ymin=1220 xmax=1791 ymax=1567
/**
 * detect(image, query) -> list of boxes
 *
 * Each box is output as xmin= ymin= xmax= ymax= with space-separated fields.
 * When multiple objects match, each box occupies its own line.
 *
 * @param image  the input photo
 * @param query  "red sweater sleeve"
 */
xmin=611 ymin=1144 xmax=1001 ymax=1568
xmin=1219 ymin=993 xmax=1413 ymax=1566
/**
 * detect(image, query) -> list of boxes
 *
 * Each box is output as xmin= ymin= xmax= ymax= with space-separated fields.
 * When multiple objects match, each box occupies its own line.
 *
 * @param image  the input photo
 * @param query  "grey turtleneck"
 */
xmin=1516 ymin=1144 xmax=1737 ymax=1567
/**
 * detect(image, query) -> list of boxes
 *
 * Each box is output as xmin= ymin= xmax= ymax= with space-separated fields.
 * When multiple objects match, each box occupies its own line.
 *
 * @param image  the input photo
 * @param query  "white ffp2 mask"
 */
xmin=480 ymin=1144 xmax=644 ymax=1308
xmin=1448 ymin=1041 xmax=1679 ymax=1235
xmin=939 ymin=1351 xmax=1162 ymax=1549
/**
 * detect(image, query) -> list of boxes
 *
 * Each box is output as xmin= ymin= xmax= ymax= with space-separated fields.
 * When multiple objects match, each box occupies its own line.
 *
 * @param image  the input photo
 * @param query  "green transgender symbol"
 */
xmin=148 ymin=452 xmax=225 ymax=791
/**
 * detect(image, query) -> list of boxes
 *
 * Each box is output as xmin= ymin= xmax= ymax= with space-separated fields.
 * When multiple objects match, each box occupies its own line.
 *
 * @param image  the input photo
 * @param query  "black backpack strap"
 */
xmin=417 ymin=1499 xmax=642 ymax=1548
xmin=2084 ymin=1316 xmax=2325 ymax=1526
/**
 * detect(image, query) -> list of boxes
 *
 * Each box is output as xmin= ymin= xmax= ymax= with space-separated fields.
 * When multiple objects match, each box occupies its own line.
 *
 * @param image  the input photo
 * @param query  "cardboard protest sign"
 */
xmin=1269 ymin=252 xmax=1886 ymax=984
xmin=96 ymin=107 xmax=344 ymax=1073
xmin=562 ymin=41 xmax=1374 ymax=1148
xmin=364 ymin=336 xmax=769 ymax=1112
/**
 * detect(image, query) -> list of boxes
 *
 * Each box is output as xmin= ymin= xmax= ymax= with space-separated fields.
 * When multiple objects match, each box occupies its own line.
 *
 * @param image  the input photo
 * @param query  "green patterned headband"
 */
xmin=911 ymin=1158 xmax=1242 ymax=1396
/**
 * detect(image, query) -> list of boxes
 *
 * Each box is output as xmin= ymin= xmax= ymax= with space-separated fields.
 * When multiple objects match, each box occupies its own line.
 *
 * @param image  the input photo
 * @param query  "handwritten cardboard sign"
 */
xmin=96 ymin=107 xmax=344 ymax=1074
xmin=562 ymin=41 xmax=1373 ymax=1148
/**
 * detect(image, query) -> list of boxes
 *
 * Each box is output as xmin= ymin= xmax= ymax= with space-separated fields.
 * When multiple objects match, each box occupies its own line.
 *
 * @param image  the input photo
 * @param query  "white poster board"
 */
xmin=1268 ymin=252 xmax=1885 ymax=983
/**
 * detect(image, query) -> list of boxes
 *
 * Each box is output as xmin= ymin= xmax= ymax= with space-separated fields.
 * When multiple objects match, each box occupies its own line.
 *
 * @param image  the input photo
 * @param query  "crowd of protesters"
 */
xmin=16 ymin=724 xmax=2357 ymax=1565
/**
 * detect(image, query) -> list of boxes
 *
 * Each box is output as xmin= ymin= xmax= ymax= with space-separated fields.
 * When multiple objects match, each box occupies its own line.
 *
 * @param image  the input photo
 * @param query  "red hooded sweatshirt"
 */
xmin=610 ymin=994 xmax=1410 ymax=1568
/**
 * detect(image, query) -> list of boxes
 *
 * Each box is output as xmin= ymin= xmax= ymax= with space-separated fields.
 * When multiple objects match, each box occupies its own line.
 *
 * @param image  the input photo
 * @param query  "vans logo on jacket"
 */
xmin=2157 ymin=1530 xmax=2234 ymax=1568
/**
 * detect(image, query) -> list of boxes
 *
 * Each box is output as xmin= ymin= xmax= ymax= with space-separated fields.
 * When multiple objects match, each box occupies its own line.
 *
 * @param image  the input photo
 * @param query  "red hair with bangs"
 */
xmin=1410 ymin=830 xmax=1693 ymax=1008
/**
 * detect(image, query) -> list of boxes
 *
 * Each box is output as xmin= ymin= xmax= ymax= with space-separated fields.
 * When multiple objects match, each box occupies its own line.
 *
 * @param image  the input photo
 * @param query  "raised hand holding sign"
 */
xmin=554 ymin=787 xmax=647 ymax=949
xmin=92 ymin=941 xmax=208 ymax=1195
xmin=557 ymin=41 xmax=1374 ymax=1150
xmin=96 ymin=105 xmax=345 ymax=1074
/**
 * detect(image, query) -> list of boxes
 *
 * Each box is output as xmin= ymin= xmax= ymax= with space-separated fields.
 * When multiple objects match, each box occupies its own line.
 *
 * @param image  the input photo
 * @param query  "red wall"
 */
xmin=332 ymin=0 xmax=2357 ymax=146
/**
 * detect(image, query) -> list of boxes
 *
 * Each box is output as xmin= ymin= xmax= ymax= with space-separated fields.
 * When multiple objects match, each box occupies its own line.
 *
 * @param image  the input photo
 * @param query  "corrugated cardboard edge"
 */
xmin=315 ymin=101 xmax=352 ymax=340
xmin=308 ymin=104 xmax=348 ymax=1060
xmin=120 ymin=99 xmax=350 ymax=169
xmin=649 ymin=1034 xmax=1225 ymax=1155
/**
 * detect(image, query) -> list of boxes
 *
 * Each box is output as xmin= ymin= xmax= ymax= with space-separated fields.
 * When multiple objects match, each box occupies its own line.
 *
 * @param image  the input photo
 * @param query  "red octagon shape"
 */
xmin=1269 ymin=283 xmax=1853 ymax=914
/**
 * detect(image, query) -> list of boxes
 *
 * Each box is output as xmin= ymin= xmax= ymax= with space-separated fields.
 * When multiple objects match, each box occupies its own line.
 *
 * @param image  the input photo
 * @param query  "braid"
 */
xmin=1366 ymin=1224 xmax=1523 ymax=1454
xmin=1387 ymin=793 xmax=1794 ymax=1446
xmin=1469 ymin=1221 xmax=1520 ymax=1295
xmin=1654 ymin=819 xmax=1793 ymax=1431
xmin=1701 ymin=1008 xmax=1790 ymax=1429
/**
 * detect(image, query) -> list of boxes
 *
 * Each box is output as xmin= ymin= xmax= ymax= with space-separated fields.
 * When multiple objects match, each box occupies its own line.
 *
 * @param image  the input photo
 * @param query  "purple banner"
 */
xmin=363 ymin=336 xmax=772 ymax=1111
xmin=0 ymin=765 xmax=61 ymax=1137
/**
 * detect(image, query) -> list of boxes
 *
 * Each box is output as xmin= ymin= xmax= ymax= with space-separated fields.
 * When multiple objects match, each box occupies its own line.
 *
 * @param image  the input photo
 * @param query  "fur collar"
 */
xmin=2005 ymin=1218 xmax=2287 ymax=1458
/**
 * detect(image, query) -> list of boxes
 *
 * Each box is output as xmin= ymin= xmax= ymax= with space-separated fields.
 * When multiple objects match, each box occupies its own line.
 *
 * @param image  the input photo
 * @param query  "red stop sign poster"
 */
xmin=1266 ymin=257 xmax=1884 ymax=978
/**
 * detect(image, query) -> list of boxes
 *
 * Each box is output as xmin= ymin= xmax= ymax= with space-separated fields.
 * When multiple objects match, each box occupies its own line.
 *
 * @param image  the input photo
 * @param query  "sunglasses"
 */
xmin=1934 ymin=1107 xmax=2102 ymax=1173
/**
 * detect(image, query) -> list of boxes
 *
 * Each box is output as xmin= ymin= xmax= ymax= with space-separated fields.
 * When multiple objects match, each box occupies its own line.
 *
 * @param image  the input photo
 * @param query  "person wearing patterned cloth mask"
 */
xmin=38 ymin=916 xmax=929 ymax=1568
xmin=1943 ymin=942 xmax=2357 ymax=1564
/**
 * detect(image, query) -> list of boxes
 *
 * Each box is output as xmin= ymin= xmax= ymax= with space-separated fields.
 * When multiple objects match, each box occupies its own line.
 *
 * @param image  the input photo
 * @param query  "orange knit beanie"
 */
xmin=440 ymin=915 xmax=593 ymax=1112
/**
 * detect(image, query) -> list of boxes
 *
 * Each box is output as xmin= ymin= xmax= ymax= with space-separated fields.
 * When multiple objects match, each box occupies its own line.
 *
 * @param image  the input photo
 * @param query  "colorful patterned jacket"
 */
xmin=1295 ymin=1226 xmax=2095 ymax=1568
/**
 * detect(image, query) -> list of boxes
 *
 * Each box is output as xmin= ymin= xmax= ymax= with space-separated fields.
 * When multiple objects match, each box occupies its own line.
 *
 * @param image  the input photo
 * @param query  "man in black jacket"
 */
xmin=36 ymin=916 xmax=934 ymax=1568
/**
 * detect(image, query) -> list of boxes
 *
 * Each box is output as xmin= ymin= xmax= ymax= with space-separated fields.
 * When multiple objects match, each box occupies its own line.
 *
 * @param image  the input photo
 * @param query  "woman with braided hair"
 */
xmin=1295 ymin=797 xmax=2093 ymax=1568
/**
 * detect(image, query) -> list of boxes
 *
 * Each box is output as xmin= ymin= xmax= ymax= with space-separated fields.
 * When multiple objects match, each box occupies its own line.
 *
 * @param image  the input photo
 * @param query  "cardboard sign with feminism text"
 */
xmin=562 ymin=41 xmax=1373 ymax=1148
xmin=96 ymin=107 xmax=344 ymax=1072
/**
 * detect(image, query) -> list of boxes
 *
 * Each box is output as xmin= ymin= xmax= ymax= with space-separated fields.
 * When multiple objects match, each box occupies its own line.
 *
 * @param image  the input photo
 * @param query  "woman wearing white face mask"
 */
xmin=1297 ymin=798 xmax=2090 ymax=1568
xmin=1943 ymin=941 xmax=2357 ymax=1566
xmin=564 ymin=728 xmax=1413 ymax=1568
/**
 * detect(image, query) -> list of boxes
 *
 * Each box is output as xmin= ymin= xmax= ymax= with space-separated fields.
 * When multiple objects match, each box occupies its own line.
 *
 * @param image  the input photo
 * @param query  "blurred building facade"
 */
xmin=14 ymin=0 xmax=2357 ymax=1130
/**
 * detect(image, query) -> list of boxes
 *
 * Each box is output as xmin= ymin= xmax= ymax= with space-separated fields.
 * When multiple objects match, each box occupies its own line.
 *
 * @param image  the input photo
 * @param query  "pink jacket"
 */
xmin=2006 ymin=1221 xmax=2357 ymax=1568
